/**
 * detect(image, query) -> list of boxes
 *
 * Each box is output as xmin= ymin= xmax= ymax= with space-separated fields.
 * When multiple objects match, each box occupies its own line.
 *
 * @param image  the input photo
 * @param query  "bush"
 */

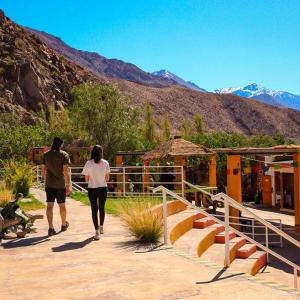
xmin=117 ymin=200 xmax=163 ymax=243
xmin=2 ymin=159 xmax=33 ymax=197
xmin=0 ymin=182 xmax=12 ymax=207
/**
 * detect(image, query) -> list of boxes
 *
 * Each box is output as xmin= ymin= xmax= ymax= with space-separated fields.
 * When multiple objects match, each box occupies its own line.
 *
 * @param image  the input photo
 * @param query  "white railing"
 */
xmin=152 ymin=184 xmax=300 ymax=288
xmin=184 ymin=180 xmax=283 ymax=247
xmin=67 ymin=165 xmax=185 ymax=197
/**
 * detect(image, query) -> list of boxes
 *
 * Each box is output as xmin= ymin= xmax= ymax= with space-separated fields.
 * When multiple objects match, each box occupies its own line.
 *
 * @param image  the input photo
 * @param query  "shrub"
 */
xmin=1 ymin=159 xmax=33 ymax=197
xmin=0 ymin=123 xmax=50 ymax=160
xmin=117 ymin=200 xmax=163 ymax=243
xmin=0 ymin=183 xmax=12 ymax=207
xmin=3 ymin=56 xmax=15 ymax=66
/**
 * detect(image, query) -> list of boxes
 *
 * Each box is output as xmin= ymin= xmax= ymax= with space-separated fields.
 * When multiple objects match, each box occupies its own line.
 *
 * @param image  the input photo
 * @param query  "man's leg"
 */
xmin=57 ymin=189 xmax=67 ymax=227
xmin=46 ymin=202 xmax=55 ymax=229
xmin=58 ymin=203 xmax=67 ymax=227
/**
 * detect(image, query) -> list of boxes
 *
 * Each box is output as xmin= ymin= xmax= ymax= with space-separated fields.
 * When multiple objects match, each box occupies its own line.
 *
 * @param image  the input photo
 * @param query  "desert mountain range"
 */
xmin=1 ymin=10 xmax=300 ymax=140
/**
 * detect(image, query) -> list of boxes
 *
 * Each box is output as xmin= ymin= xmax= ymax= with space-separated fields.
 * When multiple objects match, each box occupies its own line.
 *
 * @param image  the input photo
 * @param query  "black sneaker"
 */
xmin=61 ymin=221 xmax=69 ymax=232
xmin=48 ymin=228 xmax=56 ymax=236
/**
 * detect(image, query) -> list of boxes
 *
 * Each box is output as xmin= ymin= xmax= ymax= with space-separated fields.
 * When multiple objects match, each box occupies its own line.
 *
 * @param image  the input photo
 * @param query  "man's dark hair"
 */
xmin=51 ymin=137 xmax=64 ymax=151
xmin=91 ymin=145 xmax=103 ymax=163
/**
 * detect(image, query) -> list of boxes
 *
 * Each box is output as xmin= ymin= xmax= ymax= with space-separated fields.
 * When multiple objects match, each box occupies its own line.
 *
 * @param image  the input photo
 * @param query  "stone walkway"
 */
xmin=0 ymin=189 xmax=299 ymax=300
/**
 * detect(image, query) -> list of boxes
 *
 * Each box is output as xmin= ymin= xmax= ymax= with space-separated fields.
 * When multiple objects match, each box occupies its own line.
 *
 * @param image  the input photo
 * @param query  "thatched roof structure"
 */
xmin=142 ymin=138 xmax=214 ymax=161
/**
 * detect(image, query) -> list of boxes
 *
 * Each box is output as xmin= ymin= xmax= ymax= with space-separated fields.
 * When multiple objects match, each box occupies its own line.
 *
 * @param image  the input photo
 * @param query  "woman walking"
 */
xmin=82 ymin=145 xmax=110 ymax=240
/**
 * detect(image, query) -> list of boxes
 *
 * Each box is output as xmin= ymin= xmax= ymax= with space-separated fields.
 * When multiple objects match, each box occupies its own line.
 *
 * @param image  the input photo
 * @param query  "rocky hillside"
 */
xmin=116 ymin=80 xmax=300 ymax=140
xmin=1 ymin=10 xmax=300 ymax=140
xmin=0 ymin=10 xmax=101 ymax=118
xmin=24 ymin=27 xmax=178 ymax=88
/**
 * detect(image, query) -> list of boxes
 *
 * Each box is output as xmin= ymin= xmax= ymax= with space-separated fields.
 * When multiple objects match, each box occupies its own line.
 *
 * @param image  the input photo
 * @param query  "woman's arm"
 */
xmin=105 ymin=173 xmax=110 ymax=183
xmin=82 ymin=161 xmax=89 ymax=183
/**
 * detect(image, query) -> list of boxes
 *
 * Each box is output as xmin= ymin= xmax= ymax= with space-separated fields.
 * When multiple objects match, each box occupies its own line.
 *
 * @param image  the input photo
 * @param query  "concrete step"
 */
xmin=167 ymin=208 xmax=198 ymax=228
xmin=236 ymin=243 xmax=257 ymax=259
xmin=229 ymin=250 xmax=267 ymax=276
xmin=200 ymin=236 xmax=246 ymax=266
xmin=167 ymin=209 xmax=206 ymax=244
xmin=214 ymin=231 xmax=236 ymax=243
xmin=193 ymin=217 xmax=216 ymax=229
xmin=174 ymin=224 xmax=224 ymax=257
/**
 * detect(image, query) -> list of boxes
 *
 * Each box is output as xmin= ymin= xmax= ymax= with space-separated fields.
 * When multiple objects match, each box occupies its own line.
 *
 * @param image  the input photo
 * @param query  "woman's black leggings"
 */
xmin=87 ymin=187 xmax=107 ymax=230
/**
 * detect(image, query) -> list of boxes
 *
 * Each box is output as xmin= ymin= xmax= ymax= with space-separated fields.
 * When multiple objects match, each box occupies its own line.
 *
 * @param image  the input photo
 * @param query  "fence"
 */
xmin=36 ymin=165 xmax=185 ymax=197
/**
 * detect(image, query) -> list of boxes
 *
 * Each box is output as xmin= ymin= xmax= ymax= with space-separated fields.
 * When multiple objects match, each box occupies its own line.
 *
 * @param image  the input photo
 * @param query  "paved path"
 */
xmin=0 ymin=190 xmax=299 ymax=300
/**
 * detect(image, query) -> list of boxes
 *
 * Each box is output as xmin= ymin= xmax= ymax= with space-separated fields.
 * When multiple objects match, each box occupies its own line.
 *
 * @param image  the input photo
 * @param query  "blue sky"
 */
xmin=1 ymin=0 xmax=300 ymax=94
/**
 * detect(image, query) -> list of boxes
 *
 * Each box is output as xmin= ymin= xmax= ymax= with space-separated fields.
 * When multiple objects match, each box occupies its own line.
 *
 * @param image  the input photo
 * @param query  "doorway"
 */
xmin=282 ymin=173 xmax=294 ymax=210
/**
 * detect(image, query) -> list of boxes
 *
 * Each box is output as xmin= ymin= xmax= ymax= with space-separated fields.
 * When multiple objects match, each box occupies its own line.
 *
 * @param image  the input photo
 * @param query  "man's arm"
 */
xmin=41 ymin=164 xmax=46 ymax=179
xmin=63 ymin=164 xmax=71 ymax=195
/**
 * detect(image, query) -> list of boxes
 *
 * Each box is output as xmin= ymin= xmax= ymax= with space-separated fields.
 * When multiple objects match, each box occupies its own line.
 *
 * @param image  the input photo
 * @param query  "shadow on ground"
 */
xmin=1 ymin=235 xmax=50 ymax=248
xmin=114 ymin=240 xmax=170 ymax=253
xmin=196 ymin=267 xmax=244 ymax=284
xmin=52 ymin=237 xmax=94 ymax=252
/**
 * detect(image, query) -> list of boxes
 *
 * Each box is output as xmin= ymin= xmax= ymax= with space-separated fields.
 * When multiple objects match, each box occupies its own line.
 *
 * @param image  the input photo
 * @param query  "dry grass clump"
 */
xmin=0 ymin=183 xmax=12 ymax=207
xmin=117 ymin=199 xmax=163 ymax=243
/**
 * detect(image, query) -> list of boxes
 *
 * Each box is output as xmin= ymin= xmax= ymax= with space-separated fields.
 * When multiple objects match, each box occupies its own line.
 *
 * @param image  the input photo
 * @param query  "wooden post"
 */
xmin=115 ymin=155 xmax=123 ymax=195
xmin=227 ymin=155 xmax=242 ymax=228
xmin=209 ymin=154 xmax=217 ymax=187
xmin=294 ymin=153 xmax=300 ymax=232
xmin=174 ymin=156 xmax=186 ymax=190
xmin=143 ymin=160 xmax=150 ymax=193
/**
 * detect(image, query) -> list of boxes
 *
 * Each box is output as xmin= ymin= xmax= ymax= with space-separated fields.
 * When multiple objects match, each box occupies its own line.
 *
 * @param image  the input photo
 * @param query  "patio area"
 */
xmin=1 ymin=189 xmax=299 ymax=300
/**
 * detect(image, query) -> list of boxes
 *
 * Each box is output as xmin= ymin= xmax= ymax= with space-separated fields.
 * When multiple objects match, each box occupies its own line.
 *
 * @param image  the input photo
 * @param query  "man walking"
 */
xmin=42 ymin=137 xmax=71 ymax=236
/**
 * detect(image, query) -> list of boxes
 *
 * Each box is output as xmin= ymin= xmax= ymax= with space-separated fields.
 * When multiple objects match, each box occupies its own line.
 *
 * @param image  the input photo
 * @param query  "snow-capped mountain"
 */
xmin=152 ymin=70 xmax=206 ymax=92
xmin=215 ymin=83 xmax=300 ymax=110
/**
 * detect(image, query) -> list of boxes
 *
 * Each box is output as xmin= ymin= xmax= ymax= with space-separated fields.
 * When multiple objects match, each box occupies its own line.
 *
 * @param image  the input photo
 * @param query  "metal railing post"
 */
xmin=252 ymin=219 xmax=255 ymax=240
xmin=294 ymin=268 xmax=298 ymax=288
xmin=280 ymin=221 xmax=283 ymax=248
xmin=122 ymin=167 xmax=126 ymax=197
xmin=163 ymin=189 xmax=168 ymax=244
xmin=265 ymin=227 xmax=269 ymax=263
xmin=224 ymin=199 xmax=230 ymax=267
xmin=181 ymin=166 xmax=185 ymax=197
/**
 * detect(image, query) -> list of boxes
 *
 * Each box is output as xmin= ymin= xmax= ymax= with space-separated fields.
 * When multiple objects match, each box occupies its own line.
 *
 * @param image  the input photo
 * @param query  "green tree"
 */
xmin=47 ymin=105 xmax=78 ymax=143
xmin=70 ymin=83 xmax=141 ymax=162
xmin=0 ymin=125 xmax=50 ymax=160
xmin=161 ymin=114 xmax=172 ymax=141
xmin=194 ymin=113 xmax=205 ymax=136
xmin=141 ymin=102 xmax=157 ymax=148
xmin=179 ymin=117 xmax=194 ymax=139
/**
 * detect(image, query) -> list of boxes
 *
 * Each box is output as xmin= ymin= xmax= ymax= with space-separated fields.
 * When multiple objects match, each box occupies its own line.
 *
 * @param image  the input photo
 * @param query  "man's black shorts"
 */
xmin=45 ymin=187 xmax=66 ymax=204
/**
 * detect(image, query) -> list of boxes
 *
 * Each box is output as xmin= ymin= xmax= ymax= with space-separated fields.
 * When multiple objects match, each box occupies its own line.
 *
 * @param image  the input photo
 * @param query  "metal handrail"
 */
xmin=152 ymin=185 xmax=300 ymax=288
xmin=71 ymin=182 xmax=87 ymax=193
xmin=184 ymin=180 xmax=291 ymax=247
xmin=213 ymin=192 xmax=300 ymax=249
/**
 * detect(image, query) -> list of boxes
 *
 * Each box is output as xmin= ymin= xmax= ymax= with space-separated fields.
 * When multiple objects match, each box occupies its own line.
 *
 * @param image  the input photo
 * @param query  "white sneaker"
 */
xmin=94 ymin=230 xmax=100 ymax=240
xmin=100 ymin=226 xmax=104 ymax=234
